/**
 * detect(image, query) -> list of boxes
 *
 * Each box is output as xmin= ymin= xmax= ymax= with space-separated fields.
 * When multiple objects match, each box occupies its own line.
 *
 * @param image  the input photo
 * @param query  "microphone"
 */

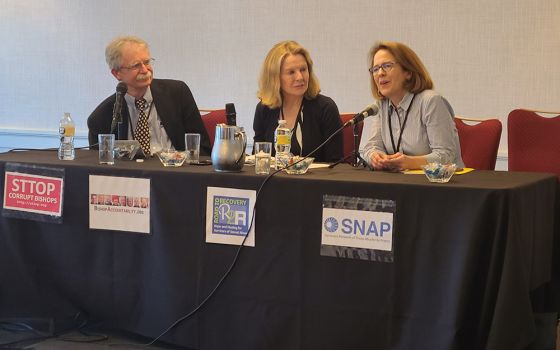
xmin=344 ymin=102 xmax=380 ymax=127
xmin=225 ymin=103 xmax=236 ymax=126
xmin=110 ymin=82 xmax=128 ymax=134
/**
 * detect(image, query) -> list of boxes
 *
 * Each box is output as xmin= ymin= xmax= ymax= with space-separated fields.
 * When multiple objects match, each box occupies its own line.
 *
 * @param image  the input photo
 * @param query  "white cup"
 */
xmin=98 ymin=134 xmax=115 ymax=165
xmin=185 ymin=133 xmax=200 ymax=164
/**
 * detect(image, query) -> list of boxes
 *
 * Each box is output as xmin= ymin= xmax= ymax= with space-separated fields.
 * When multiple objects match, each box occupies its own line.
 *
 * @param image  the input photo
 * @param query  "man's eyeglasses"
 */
xmin=369 ymin=62 xmax=396 ymax=75
xmin=120 ymin=58 xmax=155 ymax=71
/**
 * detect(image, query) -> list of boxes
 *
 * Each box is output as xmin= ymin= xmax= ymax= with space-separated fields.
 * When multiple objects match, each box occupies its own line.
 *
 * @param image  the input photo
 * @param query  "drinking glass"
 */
xmin=254 ymin=142 xmax=272 ymax=175
xmin=98 ymin=134 xmax=115 ymax=165
xmin=185 ymin=133 xmax=200 ymax=164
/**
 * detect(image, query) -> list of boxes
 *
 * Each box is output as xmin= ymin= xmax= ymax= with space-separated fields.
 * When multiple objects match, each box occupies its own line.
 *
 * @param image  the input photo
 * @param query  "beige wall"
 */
xmin=1 ymin=0 xmax=559 ymax=162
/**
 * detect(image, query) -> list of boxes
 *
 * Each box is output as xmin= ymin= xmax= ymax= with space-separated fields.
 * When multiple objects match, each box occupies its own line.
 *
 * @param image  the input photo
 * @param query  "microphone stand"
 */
xmin=110 ymin=83 xmax=128 ymax=136
xmin=351 ymin=122 xmax=370 ymax=168
xmin=329 ymin=122 xmax=371 ymax=170
xmin=110 ymin=115 xmax=119 ymax=135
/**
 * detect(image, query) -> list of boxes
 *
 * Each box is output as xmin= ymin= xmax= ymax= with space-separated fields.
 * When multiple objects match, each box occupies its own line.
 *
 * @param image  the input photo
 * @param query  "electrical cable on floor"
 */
xmin=0 ymin=312 xmax=92 ymax=348
xmin=57 ymin=320 xmax=109 ymax=344
xmin=0 ymin=321 xmax=53 ymax=348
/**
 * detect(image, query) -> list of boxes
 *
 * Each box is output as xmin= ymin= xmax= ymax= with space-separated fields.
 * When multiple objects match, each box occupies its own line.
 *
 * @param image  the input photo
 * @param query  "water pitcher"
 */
xmin=211 ymin=124 xmax=246 ymax=172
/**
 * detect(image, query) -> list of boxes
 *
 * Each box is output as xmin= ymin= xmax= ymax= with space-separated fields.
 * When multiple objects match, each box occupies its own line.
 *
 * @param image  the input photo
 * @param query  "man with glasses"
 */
xmin=87 ymin=35 xmax=211 ymax=156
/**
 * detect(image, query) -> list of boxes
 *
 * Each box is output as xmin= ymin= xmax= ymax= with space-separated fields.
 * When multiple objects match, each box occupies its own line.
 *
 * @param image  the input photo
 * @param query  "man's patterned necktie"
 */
xmin=134 ymin=98 xmax=150 ymax=156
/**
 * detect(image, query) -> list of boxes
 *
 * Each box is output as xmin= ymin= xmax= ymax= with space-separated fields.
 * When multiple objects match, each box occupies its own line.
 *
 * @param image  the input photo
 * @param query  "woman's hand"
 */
xmin=384 ymin=153 xmax=427 ymax=171
xmin=371 ymin=152 xmax=427 ymax=171
xmin=370 ymin=152 xmax=401 ymax=171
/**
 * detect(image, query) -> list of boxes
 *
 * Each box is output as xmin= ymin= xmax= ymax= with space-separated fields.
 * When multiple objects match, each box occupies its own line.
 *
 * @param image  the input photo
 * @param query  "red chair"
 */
xmin=508 ymin=109 xmax=560 ymax=176
xmin=454 ymin=117 xmax=502 ymax=170
xmin=200 ymin=109 xmax=226 ymax=148
xmin=340 ymin=113 xmax=364 ymax=159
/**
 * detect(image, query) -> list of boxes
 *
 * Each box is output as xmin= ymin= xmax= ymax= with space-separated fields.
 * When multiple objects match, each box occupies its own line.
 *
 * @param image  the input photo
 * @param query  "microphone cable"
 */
xmin=123 ymin=167 xmax=282 ymax=347
xmin=119 ymin=121 xmax=355 ymax=347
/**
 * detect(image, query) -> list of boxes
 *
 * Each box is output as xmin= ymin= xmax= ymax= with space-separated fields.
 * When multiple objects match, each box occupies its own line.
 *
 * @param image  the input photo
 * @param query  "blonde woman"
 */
xmin=253 ymin=40 xmax=343 ymax=162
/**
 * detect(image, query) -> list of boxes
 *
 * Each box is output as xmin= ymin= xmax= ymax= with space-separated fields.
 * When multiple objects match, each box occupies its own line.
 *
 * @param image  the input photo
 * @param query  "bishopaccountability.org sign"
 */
xmin=89 ymin=175 xmax=150 ymax=234
xmin=2 ymin=163 xmax=65 ymax=223
xmin=321 ymin=195 xmax=396 ymax=262
xmin=206 ymin=187 xmax=256 ymax=246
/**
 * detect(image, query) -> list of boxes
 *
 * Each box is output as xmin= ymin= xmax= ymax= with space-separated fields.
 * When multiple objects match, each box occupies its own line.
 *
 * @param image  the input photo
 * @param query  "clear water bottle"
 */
xmin=58 ymin=112 xmax=75 ymax=160
xmin=274 ymin=119 xmax=291 ymax=168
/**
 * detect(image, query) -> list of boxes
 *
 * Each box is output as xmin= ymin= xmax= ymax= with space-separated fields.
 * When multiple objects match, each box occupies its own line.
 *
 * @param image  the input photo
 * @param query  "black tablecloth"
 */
xmin=0 ymin=150 xmax=558 ymax=350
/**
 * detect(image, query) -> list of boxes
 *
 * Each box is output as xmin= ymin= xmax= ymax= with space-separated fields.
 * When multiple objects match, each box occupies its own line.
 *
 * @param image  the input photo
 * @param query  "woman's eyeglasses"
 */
xmin=369 ymin=62 xmax=396 ymax=75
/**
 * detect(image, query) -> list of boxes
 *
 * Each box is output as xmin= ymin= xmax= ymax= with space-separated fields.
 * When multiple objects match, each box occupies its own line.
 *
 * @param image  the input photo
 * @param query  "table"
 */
xmin=0 ymin=150 xmax=558 ymax=349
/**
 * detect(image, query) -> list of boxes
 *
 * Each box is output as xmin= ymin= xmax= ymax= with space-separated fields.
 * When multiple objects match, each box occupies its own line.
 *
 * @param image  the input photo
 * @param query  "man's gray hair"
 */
xmin=105 ymin=35 xmax=149 ymax=70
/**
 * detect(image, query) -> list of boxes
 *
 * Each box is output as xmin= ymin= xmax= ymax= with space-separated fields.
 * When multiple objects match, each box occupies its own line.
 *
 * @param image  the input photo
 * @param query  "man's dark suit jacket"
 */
xmin=87 ymin=79 xmax=211 ymax=155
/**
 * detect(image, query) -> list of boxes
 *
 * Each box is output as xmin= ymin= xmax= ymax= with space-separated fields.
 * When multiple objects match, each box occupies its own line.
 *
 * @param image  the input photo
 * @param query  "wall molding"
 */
xmin=0 ymin=128 xmax=89 ymax=153
xmin=495 ymin=152 xmax=508 ymax=171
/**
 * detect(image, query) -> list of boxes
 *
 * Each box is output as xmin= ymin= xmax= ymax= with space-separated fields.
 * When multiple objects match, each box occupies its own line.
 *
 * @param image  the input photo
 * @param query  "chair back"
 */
xmin=340 ymin=113 xmax=364 ymax=158
xmin=200 ymin=109 xmax=226 ymax=148
xmin=454 ymin=117 xmax=502 ymax=170
xmin=508 ymin=109 xmax=560 ymax=176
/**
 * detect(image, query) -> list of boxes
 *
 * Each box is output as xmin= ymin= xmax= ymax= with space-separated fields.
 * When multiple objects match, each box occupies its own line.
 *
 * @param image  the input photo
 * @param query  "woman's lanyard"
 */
xmin=388 ymin=94 xmax=416 ymax=154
